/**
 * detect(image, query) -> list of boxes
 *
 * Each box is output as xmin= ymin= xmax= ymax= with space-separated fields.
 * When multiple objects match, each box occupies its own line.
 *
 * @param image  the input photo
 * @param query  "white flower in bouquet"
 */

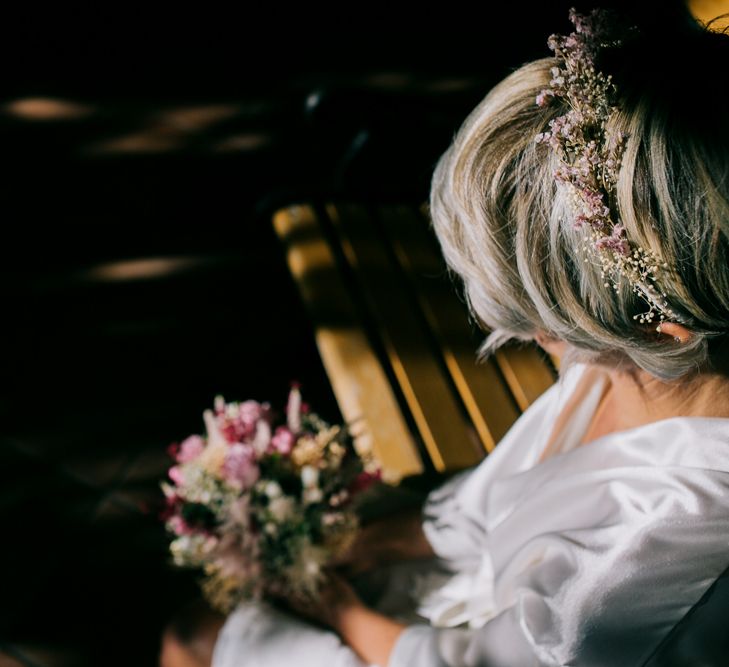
xmin=268 ymin=495 xmax=297 ymax=523
xmin=284 ymin=537 xmax=329 ymax=598
xmin=301 ymin=465 xmax=323 ymax=505
xmin=263 ymin=480 xmax=283 ymax=498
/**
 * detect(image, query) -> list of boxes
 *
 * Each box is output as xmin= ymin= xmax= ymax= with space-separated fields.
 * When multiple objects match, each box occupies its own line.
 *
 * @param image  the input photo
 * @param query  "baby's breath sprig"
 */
xmin=535 ymin=7 xmax=677 ymax=327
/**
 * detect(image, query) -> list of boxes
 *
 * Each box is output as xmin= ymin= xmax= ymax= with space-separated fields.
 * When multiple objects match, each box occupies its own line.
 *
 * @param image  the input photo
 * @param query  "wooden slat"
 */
xmin=416 ymin=201 xmax=556 ymax=414
xmin=494 ymin=346 xmax=556 ymax=412
xmin=272 ymin=204 xmax=423 ymax=481
xmin=324 ymin=203 xmax=484 ymax=472
xmin=377 ymin=205 xmax=520 ymax=452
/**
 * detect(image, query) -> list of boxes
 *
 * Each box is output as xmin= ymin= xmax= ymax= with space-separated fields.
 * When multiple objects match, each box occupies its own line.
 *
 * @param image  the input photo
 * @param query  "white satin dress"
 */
xmin=212 ymin=362 xmax=729 ymax=667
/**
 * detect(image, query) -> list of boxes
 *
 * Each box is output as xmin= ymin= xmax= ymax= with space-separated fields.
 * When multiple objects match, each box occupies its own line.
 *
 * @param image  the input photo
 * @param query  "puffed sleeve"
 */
xmin=421 ymin=468 xmax=484 ymax=573
xmin=389 ymin=456 xmax=729 ymax=667
xmin=389 ymin=525 xmax=725 ymax=667
xmin=387 ymin=537 xmax=576 ymax=667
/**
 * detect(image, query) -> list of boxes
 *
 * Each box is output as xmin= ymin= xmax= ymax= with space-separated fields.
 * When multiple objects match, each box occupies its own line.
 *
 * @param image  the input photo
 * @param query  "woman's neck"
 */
xmin=586 ymin=365 xmax=729 ymax=443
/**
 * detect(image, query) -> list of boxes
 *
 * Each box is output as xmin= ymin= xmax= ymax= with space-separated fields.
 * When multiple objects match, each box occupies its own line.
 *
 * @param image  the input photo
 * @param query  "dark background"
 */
xmin=0 ymin=4 xmax=702 ymax=665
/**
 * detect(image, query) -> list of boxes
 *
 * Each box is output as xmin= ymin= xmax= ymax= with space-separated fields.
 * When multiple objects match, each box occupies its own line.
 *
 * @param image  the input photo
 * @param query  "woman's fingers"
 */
xmin=273 ymin=571 xmax=365 ymax=631
xmin=329 ymin=524 xmax=382 ymax=575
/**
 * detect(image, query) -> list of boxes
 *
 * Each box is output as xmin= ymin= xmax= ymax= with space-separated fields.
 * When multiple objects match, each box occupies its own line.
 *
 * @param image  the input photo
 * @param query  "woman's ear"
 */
xmin=655 ymin=321 xmax=693 ymax=344
xmin=534 ymin=330 xmax=568 ymax=357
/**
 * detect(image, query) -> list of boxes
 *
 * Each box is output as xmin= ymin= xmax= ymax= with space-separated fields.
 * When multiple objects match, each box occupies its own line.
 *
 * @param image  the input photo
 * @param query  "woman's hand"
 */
xmin=285 ymin=571 xmax=364 ymax=630
xmin=332 ymin=509 xmax=436 ymax=577
xmin=330 ymin=522 xmax=390 ymax=577
xmin=286 ymin=572 xmax=407 ymax=667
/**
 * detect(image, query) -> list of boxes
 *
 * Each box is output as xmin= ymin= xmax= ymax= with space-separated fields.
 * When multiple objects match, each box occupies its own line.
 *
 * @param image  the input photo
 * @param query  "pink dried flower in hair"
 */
xmin=535 ymin=7 xmax=677 ymax=324
xmin=536 ymin=90 xmax=555 ymax=107
xmin=596 ymin=225 xmax=630 ymax=255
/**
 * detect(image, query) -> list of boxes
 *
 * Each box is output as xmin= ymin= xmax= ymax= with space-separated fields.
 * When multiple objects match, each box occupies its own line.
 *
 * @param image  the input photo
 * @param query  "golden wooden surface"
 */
xmin=325 ymin=203 xmax=485 ymax=472
xmin=494 ymin=345 xmax=556 ymax=412
xmin=273 ymin=204 xmax=423 ymax=481
xmin=377 ymin=205 xmax=521 ymax=452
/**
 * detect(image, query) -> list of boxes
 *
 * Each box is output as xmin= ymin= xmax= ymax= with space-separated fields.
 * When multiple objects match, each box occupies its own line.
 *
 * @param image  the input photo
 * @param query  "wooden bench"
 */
xmin=272 ymin=202 xmax=558 ymax=481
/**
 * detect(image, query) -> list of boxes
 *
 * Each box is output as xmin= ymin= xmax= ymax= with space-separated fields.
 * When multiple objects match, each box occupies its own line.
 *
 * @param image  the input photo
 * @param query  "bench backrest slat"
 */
xmin=325 ymin=203 xmax=486 ymax=472
xmin=375 ymin=204 xmax=522 ymax=453
xmin=273 ymin=204 xmax=424 ymax=481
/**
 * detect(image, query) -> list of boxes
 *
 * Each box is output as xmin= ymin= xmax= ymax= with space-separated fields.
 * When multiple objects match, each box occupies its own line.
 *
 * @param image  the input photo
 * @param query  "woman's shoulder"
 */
xmin=627 ymin=414 xmax=729 ymax=460
xmin=483 ymin=412 xmax=729 ymax=541
xmin=501 ymin=413 xmax=729 ymax=508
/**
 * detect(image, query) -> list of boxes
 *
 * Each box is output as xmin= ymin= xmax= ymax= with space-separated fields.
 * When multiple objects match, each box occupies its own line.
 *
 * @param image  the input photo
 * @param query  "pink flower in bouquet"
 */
xmin=222 ymin=443 xmax=260 ymax=488
xmin=220 ymin=400 xmax=271 ymax=443
xmin=349 ymin=469 xmax=382 ymax=494
xmin=240 ymin=400 xmax=268 ymax=423
xmin=177 ymin=435 xmax=205 ymax=463
xmin=270 ymin=426 xmax=295 ymax=455
xmin=168 ymin=514 xmax=194 ymax=536
xmin=168 ymin=466 xmax=185 ymax=486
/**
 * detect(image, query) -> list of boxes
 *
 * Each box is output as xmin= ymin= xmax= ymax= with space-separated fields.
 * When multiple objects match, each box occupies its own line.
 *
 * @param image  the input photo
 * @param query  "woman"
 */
xmin=207 ymin=5 xmax=729 ymax=666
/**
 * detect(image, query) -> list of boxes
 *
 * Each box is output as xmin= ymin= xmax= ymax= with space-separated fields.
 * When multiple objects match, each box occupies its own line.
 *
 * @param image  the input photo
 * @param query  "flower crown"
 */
xmin=535 ymin=7 xmax=678 ymax=327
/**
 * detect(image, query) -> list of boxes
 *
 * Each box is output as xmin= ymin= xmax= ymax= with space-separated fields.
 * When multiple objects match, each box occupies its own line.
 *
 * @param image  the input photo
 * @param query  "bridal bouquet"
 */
xmin=161 ymin=385 xmax=380 ymax=612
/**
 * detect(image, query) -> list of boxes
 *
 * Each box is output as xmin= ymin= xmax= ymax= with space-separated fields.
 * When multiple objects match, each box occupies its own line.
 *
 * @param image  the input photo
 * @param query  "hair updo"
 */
xmin=429 ymin=7 xmax=729 ymax=380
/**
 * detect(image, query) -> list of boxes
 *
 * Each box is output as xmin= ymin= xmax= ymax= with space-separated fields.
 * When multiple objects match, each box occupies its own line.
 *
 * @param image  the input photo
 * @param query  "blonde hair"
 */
xmin=429 ymin=51 xmax=729 ymax=380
